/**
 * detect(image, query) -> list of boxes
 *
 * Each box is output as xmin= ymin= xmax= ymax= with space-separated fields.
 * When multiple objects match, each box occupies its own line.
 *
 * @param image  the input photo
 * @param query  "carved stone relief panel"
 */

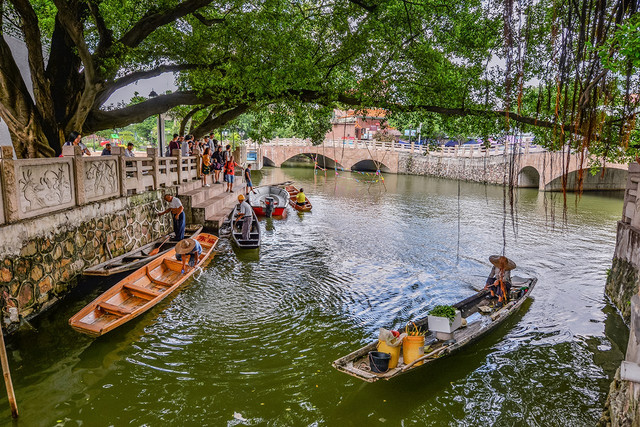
xmin=84 ymin=159 xmax=119 ymax=202
xmin=18 ymin=162 xmax=74 ymax=218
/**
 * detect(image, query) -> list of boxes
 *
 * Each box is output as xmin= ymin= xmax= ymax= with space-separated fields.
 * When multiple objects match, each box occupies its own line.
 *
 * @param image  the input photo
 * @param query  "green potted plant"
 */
xmin=427 ymin=305 xmax=462 ymax=334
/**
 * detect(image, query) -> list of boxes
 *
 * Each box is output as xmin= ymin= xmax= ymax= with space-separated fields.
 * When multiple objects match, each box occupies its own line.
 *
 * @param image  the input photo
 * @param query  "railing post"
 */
xmin=70 ymin=146 xmax=86 ymax=206
xmin=173 ymin=149 xmax=182 ymax=184
xmin=116 ymin=147 xmax=127 ymax=196
xmin=147 ymin=147 xmax=159 ymax=190
xmin=193 ymin=147 xmax=201 ymax=180
xmin=0 ymin=147 xmax=18 ymax=223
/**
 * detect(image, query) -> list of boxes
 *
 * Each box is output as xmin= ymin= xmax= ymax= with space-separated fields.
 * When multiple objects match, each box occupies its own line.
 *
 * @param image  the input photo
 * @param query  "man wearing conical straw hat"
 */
xmin=484 ymin=255 xmax=516 ymax=307
xmin=175 ymin=238 xmax=202 ymax=274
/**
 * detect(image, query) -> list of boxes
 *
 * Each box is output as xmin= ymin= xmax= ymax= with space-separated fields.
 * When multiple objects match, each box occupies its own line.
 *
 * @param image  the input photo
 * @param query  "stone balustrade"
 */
xmin=0 ymin=146 xmax=201 ymax=226
xmin=263 ymin=137 xmax=545 ymax=157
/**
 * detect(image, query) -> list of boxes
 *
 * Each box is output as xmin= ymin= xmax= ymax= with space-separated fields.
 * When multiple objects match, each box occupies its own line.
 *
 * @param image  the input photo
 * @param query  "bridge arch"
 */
xmin=518 ymin=166 xmax=540 ymax=188
xmin=263 ymin=155 xmax=277 ymax=167
xmin=545 ymin=167 xmax=628 ymax=191
xmin=351 ymin=159 xmax=391 ymax=173
xmin=284 ymin=153 xmax=345 ymax=171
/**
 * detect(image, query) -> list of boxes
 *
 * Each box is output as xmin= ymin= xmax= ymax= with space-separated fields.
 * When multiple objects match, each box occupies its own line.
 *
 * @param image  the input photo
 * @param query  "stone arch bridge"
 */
xmin=257 ymin=139 xmax=629 ymax=191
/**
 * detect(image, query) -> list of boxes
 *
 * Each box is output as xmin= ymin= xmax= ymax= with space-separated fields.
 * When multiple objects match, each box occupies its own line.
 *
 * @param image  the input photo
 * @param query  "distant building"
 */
xmin=326 ymin=109 xmax=399 ymax=140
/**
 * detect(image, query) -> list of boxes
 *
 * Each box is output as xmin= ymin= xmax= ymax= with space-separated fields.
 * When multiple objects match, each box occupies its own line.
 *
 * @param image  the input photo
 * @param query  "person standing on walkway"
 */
xmin=124 ymin=143 xmax=135 ymax=157
xmin=235 ymin=194 xmax=253 ymax=240
xmin=224 ymin=158 xmax=239 ymax=192
xmin=224 ymin=144 xmax=233 ymax=163
xmin=202 ymin=147 xmax=211 ymax=187
xmin=244 ymin=164 xmax=256 ymax=195
xmin=158 ymin=194 xmax=185 ymax=241
xmin=212 ymin=145 xmax=224 ymax=184
xmin=169 ymin=134 xmax=180 ymax=155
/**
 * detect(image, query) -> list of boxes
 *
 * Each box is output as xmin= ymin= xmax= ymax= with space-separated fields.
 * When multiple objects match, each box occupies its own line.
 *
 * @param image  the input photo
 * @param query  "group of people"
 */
xmin=63 ymin=131 xmax=136 ymax=158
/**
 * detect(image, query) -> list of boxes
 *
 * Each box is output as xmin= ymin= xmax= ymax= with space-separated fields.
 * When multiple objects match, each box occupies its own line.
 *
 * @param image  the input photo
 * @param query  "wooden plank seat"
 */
xmin=97 ymin=302 xmax=132 ymax=316
xmin=145 ymin=267 xmax=173 ymax=287
xmin=123 ymin=283 xmax=161 ymax=297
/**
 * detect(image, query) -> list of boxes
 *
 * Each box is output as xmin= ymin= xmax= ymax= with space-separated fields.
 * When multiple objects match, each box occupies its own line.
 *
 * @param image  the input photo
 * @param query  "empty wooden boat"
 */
xmin=332 ymin=277 xmax=537 ymax=382
xmin=83 ymin=225 xmax=202 ymax=276
xmin=228 ymin=204 xmax=261 ymax=249
xmin=69 ymin=233 xmax=219 ymax=337
xmin=285 ymin=185 xmax=312 ymax=212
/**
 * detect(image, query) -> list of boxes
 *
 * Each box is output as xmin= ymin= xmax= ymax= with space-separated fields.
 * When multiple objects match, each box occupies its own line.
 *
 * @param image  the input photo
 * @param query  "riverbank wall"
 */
xmin=0 ymin=145 xmax=204 ymax=331
xmin=0 ymin=190 xmax=172 ymax=326
xmin=601 ymin=162 xmax=640 ymax=426
xmin=397 ymin=152 xmax=511 ymax=186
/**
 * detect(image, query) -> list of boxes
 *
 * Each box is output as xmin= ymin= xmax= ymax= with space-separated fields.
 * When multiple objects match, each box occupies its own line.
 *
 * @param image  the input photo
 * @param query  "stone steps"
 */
xmin=175 ymin=178 xmax=243 ymax=233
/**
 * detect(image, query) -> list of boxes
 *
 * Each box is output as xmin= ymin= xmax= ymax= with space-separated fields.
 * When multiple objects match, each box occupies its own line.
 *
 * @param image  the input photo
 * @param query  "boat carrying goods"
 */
xmin=69 ymin=233 xmax=219 ymax=337
xmin=377 ymin=328 xmax=404 ymax=369
xmin=332 ymin=277 xmax=537 ymax=382
xmin=368 ymin=352 xmax=391 ymax=373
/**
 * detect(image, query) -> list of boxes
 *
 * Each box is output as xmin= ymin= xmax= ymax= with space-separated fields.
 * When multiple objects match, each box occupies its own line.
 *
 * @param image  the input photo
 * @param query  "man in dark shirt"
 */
xmin=101 ymin=143 xmax=112 ymax=156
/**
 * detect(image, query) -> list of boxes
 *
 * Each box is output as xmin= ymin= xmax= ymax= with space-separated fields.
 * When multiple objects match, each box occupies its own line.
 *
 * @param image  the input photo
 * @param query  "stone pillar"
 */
xmin=147 ymin=148 xmax=160 ymax=190
xmin=71 ymin=146 xmax=86 ymax=206
xmin=116 ymin=147 xmax=127 ymax=197
xmin=174 ymin=149 xmax=183 ymax=183
xmin=0 ymin=147 xmax=18 ymax=223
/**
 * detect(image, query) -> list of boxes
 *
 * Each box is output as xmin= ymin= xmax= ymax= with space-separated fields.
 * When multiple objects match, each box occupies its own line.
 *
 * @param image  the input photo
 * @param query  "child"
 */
xmin=201 ymin=147 xmax=211 ymax=187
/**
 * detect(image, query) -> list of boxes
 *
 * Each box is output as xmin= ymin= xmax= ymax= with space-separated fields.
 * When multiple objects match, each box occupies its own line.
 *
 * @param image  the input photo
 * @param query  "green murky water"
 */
xmin=1 ymin=168 xmax=628 ymax=426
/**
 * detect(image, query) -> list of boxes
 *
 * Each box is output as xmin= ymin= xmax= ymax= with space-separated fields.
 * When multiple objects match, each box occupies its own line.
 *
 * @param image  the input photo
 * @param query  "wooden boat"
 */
xmin=69 ymin=233 xmax=219 ymax=337
xmin=332 ymin=277 xmax=537 ymax=382
xmin=228 ymin=204 xmax=261 ymax=249
xmin=285 ymin=185 xmax=312 ymax=212
xmin=83 ymin=225 xmax=203 ymax=276
xmin=248 ymin=186 xmax=289 ymax=216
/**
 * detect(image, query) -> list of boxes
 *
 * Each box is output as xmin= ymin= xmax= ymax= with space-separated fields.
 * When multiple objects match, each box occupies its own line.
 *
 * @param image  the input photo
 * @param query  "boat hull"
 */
xmin=228 ymin=205 xmax=261 ymax=249
xmin=285 ymin=185 xmax=312 ymax=212
xmin=69 ymin=233 xmax=219 ymax=337
xmin=248 ymin=186 xmax=290 ymax=217
xmin=83 ymin=225 xmax=202 ymax=276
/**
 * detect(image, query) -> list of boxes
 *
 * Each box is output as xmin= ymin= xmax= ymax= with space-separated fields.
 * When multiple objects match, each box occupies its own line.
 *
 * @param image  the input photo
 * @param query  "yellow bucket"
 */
xmin=402 ymin=335 xmax=425 ymax=366
xmin=377 ymin=340 xmax=401 ymax=369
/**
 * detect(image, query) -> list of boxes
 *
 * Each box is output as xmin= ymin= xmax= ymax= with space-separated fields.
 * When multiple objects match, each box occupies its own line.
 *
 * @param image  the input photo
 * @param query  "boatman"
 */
xmin=296 ymin=188 xmax=307 ymax=206
xmin=158 ymin=194 xmax=185 ymax=241
xmin=235 ymin=194 xmax=253 ymax=240
xmin=484 ymin=255 xmax=516 ymax=307
xmin=175 ymin=238 xmax=202 ymax=273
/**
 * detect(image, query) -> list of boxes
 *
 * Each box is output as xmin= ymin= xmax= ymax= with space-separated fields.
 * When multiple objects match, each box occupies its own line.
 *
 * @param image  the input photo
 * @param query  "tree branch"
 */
xmin=191 ymin=104 xmax=250 ymax=138
xmin=180 ymin=106 xmax=204 ymax=135
xmin=85 ymin=91 xmax=217 ymax=131
xmin=347 ymin=0 xmax=377 ymax=13
xmin=192 ymin=11 xmax=224 ymax=26
xmin=119 ymin=0 xmax=215 ymax=48
xmin=93 ymin=62 xmax=226 ymax=108
xmin=87 ymin=0 xmax=114 ymax=54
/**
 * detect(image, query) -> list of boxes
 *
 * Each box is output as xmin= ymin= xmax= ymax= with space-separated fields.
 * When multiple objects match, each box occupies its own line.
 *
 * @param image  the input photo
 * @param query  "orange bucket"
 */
xmin=402 ymin=335 xmax=425 ymax=366
xmin=377 ymin=340 xmax=401 ymax=369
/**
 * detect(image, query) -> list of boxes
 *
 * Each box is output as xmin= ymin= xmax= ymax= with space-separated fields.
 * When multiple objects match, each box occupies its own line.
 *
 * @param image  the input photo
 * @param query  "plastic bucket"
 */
xmin=377 ymin=340 xmax=401 ymax=369
xmin=403 ymin=335 xmax=425 ymax=366
xmin=368 ymin=351 xmax=391 ymax=373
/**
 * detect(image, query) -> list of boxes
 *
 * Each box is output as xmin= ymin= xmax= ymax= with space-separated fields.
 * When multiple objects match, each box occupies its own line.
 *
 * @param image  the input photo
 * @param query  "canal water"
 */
xmin=2 ymin=167 xmax=628 ymax=426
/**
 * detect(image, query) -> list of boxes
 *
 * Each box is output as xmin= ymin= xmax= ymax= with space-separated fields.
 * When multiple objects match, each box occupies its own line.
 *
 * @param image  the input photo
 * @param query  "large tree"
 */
xmin=0 ymin=0 xmax=637 ymax=159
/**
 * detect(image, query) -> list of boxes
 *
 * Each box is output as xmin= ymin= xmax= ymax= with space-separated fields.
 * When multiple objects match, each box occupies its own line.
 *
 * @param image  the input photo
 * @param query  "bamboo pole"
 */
xmin=0 ymin=329 xmax=17 ymax=418
xmin=0 ymin=328 xmax=18 ymax=418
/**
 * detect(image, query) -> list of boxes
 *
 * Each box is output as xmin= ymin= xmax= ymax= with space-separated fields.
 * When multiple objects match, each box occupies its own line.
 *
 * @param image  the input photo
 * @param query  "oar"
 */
xmin=0 ymin=329 xmax=17 ymax=418
xmin=149 ymin=236 xmax=171 ymax=256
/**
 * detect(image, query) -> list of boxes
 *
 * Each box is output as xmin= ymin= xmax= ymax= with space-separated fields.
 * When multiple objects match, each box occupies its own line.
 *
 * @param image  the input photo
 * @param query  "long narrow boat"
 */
xmin=332 ymin=277 xmax=537 ymax=382
xmin=228 ymin=205 xmax=261 ymax=249
xmin=69 ymin=233 xmax=219 ymax=337
xmin=248 ymin=186 xmax=289 ymax=216
xmin=285 ymin=185 xmax=312 ymax=212
xmin=83 ymin=225 xmax=203 ymax=276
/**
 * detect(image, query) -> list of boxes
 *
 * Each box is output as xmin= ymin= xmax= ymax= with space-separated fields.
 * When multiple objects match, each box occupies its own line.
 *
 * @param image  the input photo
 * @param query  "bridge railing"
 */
xmin=262 ymin=137 xmax=546 ymax=157
xmin=0 ymin=146 xmax=201 ymax=224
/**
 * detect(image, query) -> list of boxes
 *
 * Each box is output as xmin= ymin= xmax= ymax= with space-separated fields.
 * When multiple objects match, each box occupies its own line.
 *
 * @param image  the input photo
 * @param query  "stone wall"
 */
xmin=602 ymin=163 xmax=640 ymax=424
xmin=0 ymin=189 xmax=173 ymax=326
xmin=397 ymin=152 xmax=509 ymax=185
